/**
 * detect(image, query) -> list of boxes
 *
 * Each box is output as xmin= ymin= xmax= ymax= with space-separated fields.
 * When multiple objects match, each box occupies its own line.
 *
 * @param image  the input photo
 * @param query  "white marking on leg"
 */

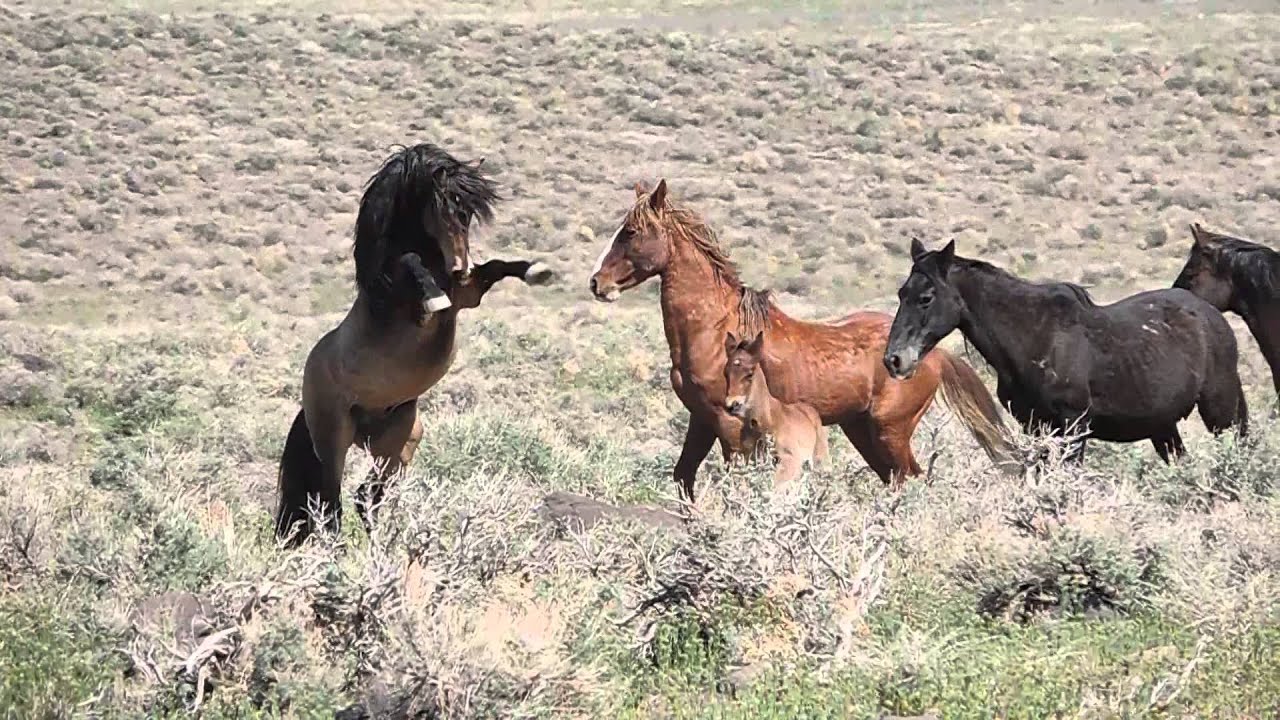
xmin=591 ymin=222 xmax=625 ymax=276
xmin=426 ymin=294 xmax=452 ymax=312
xmin=524 ymin=262 xmax=553 ymax=284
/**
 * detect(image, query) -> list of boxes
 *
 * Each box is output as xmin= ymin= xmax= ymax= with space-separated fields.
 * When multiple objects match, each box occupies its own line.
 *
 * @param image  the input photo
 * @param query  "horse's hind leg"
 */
xmin=355 ymin=400 xmax=423 ymax=536
xmin=838 ymin=418 xmax=894 ymax=486
xmin=1151 ymin=430 xmax=1186 ymax=464
xmin=300 ymin=402 xmax=355 ymax=539
xmin=1197 ymin=375 xmax=1249 ymax=438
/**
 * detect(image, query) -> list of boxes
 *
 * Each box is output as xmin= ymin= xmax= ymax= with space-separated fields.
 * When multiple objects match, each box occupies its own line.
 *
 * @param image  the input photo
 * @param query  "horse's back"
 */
xmin=1080 ymin=287 xmax=1237 ymax=432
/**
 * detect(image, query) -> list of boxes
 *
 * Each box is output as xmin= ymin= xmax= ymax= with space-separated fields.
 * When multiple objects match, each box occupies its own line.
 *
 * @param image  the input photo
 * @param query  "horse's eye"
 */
xmin=919 ymin=292 xmax=934 ymax=308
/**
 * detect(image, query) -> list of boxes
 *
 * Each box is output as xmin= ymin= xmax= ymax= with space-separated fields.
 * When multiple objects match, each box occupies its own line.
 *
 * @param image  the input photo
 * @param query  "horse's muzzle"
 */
xmin=589 ymin=275 xmax=620 ymax=302
xmin=725 ymin=397 xmax=746 ymax=417
xmin=883 ymin=350 xmax=918 ymax=380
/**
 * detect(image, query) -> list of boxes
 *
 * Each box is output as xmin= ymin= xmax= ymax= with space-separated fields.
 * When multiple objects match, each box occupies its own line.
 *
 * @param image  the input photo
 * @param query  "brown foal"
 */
xmin=724 ymin=330 xmax=830 ymax=489
xmin=588 ymin=178 xmax=1009 ymax=499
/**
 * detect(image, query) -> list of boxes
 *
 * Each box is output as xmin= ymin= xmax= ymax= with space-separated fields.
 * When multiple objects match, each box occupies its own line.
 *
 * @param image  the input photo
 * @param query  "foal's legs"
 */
xmin=452 ymin=259 xmax=554 ymax=309
xmin=354 ymin=400 xmax=423 ymax=535
xmin=674 ymin=418 xmax=717 ymax=501
xmin=1151 ymin=430 xmax=1186 ymax=464
xmin=812 ymin=426 xmax=831 ymax=470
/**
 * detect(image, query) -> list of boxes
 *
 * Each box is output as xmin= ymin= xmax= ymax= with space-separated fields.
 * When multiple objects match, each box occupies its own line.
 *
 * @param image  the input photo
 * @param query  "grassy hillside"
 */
xmin=1 ymin=1 xmax=1278 ymax=717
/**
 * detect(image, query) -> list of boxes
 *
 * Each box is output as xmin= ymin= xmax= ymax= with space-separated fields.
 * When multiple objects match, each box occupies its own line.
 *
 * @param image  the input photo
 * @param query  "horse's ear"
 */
xmin=910 ymin=237 xmax=928 ymax=262
xmin=634 ymin=180 xmax=649 ymax=198
xmin=937 ymin=239 xmax=956 ymax=271
xmin=746 ymin=330 xmax=764 ymax=357
xmin=724 ymin=331 xmax=739 ymax=355
xmin=649 ymin=178 xmax=668 ymax=211
xmin=1190 ymin=223 xmax=1211 ymax=248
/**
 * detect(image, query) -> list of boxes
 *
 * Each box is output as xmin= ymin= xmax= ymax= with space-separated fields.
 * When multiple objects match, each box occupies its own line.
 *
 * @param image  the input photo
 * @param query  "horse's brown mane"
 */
xmin=627 ymin=195 xmax=773 ymax=336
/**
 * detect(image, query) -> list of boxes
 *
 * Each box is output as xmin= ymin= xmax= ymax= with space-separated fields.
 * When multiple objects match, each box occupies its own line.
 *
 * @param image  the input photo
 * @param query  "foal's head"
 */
xmin=1173 ymin=223 xmax=1275 ymax=312
xmin=723 ymin=330 xmax=766 ymax=424
xmin=884 ymin=238 xmax=965 ymax=380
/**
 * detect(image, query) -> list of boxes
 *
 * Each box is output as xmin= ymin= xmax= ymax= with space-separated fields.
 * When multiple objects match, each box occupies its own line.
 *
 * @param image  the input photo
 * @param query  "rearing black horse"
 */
xmin=275 ymin=143 xmax=554 ymax=546
xmin=883 ymin=238 xmax=1248 ymax=462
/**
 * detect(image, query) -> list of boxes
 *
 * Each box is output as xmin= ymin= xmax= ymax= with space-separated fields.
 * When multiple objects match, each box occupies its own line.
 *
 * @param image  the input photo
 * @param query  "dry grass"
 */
xmin=2 ymin=0 xmax=1279 ymax=717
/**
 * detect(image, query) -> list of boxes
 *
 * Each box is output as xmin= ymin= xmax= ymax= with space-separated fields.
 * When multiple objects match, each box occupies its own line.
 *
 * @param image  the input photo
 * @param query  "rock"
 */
xmin=1143 ymin=226 xmax=1169 ymax=249
xmin=537 ymin=491 xmax=684 ymax=532
xmin=296 ymin=39 xmax=325 ymax=55
xmin=717 ymin=662 xmax=767 ymax=697
xmin=130 ymin=592 xmax=215 ymax=650
xmin=576 ymin=225 xmax=595 ymax=242
xmin=12 ymin=351 xmax=54 ymax=371
xmin=0 ymin=295 xmax=19 ymax=320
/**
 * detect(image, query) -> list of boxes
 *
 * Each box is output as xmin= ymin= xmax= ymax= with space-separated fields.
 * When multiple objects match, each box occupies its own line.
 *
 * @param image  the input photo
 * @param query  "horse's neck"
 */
xmin=1244 ymin=300 xmax=1280 ymax=368
xmin=659 ymin=243 xmax=740 ymax=369
xmin=954 ymin=263 xmax=1057 ymax=379
xmin=746 ymin=373 xmax=780 ymax=430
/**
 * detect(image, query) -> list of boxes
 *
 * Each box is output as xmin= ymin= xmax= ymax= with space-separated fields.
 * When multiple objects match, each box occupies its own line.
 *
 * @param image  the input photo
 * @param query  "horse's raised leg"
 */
xmin=396 ymin=253 xmax=451 ymax=315
xmin=452 ymin=259 xmax=554 ymax=309
xmin=1151 ymin=430 xmax=1186 ymax=464
xmin=355 ymin=399 xmax=423 ymax=536
xmin=674 ymin=418 xmax=717 ymax=501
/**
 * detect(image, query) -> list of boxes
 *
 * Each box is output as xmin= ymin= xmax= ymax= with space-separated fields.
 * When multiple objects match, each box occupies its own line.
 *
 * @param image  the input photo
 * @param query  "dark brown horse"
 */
xmin=276 ymin=144 xmax=553 ymax=546
xmin=885 ymin=238 xmax=1248 ymax=462
xmin=587 ymin=179 xmax=1010 ymax=498
xmin=1174 ymin=223 xmax=1279 ymax=404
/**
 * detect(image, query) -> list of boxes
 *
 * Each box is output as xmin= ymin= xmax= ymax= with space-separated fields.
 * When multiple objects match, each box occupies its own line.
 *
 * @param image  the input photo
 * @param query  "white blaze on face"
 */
xmin=591 ymin=221 xmax=626 ymax=276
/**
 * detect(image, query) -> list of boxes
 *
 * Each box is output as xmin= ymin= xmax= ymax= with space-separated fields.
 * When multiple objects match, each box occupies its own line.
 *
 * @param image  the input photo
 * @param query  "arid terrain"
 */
xmin=1 ymin=0 xmax=1279 ymax=717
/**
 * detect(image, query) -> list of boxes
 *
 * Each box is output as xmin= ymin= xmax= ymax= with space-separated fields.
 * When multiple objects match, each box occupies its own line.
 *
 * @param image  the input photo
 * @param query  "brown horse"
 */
xmin=1174 ymin=223 xmax=1279 ymax=405
xmin=275 ymin=144 xmax=553 ymax=546
xmin=587 ymin=178 xmax=1010 ymax=499
xmin=724 ymin=330 xmax=829 ymax=489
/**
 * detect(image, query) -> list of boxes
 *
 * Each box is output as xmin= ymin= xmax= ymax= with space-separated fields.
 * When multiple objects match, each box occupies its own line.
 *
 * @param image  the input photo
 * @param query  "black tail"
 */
xmin=276 ymin=408 xmax=322 ymax=545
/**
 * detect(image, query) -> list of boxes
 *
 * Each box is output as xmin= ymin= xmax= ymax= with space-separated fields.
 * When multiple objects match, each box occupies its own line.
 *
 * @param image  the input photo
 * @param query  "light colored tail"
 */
xmin=935 ymin=349 xmax=1013 ymax=467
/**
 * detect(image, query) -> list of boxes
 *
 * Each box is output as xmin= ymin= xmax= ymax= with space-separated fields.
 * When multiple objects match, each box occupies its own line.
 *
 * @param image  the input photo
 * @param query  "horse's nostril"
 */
xmin=589 ymin=277 xmax=598 ymax=294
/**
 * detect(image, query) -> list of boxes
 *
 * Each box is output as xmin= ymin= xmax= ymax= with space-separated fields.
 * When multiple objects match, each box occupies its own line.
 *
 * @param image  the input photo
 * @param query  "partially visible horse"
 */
xmin=1173 ymin=223 xmax=1280 ymax=403
xmin=587 ymin=179 xmax=1010 ymax=499
xmin=723 ymin=330 xmax=829 ymax=489
xmin=276 ymin=143 xmax=553 ymax=546
xmin=884 ymin=238 xmax=1248 ymax=462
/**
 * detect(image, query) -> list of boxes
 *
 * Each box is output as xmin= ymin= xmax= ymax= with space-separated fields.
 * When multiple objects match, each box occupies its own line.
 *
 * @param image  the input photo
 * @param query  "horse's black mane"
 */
xmin=1203 ymin=227 xmax=1280 ymax=303
xmin=352 ymin=143 xmax=500 ymax=307
xmin=952 ymin=256 xmax=1098 ymax=308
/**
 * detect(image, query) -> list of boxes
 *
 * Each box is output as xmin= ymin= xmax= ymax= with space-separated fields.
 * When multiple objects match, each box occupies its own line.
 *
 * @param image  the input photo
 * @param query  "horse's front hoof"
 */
xmin=424 ymin=294 xmax=452 ymax=313
xmin=524 ymin=262 xmax=555 ymax=286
